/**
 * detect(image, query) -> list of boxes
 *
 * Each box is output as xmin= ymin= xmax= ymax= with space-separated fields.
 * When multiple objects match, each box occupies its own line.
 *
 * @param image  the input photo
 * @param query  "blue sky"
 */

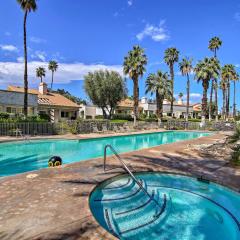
xmin=0 ymin=0 xmax=240 ymax=107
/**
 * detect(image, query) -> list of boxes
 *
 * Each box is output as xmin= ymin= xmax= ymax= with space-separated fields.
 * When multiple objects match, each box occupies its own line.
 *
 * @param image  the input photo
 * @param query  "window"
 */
xmin=6 ymin=107 xmax=12 ymax=113
xmin=61 ymin=111 xmax=69 ymax=118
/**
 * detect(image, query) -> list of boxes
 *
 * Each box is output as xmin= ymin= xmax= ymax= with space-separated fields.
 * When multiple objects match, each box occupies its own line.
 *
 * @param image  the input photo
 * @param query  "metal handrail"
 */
xmin=103 ymin=144 xmax=161 ymax=208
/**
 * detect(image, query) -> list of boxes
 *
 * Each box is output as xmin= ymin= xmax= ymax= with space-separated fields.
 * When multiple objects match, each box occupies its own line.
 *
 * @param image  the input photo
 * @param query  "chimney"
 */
xmin=141 ymin=97 xmax=148 ymax=104
xmin=39 ymin=82 xmax=48 ymax=95
xmin=178 ymin=97 xmax=183 ymax=105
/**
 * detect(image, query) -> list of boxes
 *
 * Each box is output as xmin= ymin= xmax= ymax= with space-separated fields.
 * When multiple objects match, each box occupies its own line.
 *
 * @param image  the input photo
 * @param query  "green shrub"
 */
xmin=0 ymin=112 xmax=10 ymax=119
xmin=95 ymin=115 xmax=104 ymax=119
xmin=112 ymin=114 xmax=133 ymax=121
xmin=38 ymin=112 xmax=50 ymax=121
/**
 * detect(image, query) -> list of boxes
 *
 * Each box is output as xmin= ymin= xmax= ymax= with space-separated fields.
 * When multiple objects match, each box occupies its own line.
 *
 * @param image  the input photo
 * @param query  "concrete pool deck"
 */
xmin=0 ymin=131 xmax=239 ymax=240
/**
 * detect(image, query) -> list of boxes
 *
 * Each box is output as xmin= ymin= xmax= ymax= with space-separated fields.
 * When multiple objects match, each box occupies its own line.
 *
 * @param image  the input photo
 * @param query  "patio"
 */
xmin=0 ymin=132 xmax=239 ymax=240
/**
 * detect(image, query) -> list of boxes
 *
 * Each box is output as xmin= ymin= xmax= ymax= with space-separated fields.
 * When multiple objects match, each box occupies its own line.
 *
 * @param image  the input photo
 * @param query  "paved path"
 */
xmin=0 ymin=132 xmax=239 ymax=240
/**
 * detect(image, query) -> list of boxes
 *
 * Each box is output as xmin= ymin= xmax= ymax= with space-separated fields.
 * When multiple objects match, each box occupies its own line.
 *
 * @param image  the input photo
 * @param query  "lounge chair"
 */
xmin=102 ymin=125 xmax=109 ymax=133
xmin=113 ymin=125 xmax=120 ymax=132
xmin=92 ymin=126 xmax=103 ymax=133
xmin=124 ymin=124 xmax=134 ymax=132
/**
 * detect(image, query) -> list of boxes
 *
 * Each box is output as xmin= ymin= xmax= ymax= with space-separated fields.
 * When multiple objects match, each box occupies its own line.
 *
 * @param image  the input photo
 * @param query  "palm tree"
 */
xmin=145 ymin=71 xmax=171 ymax=124
xmin=179 ymin=57 xmax=193 ymax=122
xmin=233 ymin=72 xmax=239 ymax=118
xmin=36 ymin=67 xmax=46 ymax=83
xmin=164 ymin=47 xmax=180 ymax=117
xmin=194 ymin=57 xmax=220 ymax=124
xmin=220 ymin=78 xmax=227 ymax=120
xmin=221 ymin=64 xmax=236 ymax=119
xmin=48 ymin=60 xmax=58 ymax=90
xmin=123 ymin=45 xmax=147 ymax=126
xmin=208 ymin=37 xmax=222 ymax=121
xmin=17 ymin=0 xmax=37 ymax=117
xmin=178 ymin=92 xmax=184 ymax=99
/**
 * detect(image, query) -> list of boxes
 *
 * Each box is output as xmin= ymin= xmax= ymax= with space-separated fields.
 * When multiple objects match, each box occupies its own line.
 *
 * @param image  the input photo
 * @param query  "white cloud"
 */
xmin=234 ymin=12 xmax=240 ymax=21
xmin=17 ymin=57 xmax=24 ymax=63
xmin=136 ymin=21 xmax=170 ymax=42
xmin=30 ymin=36 xmax=46 ymax=44
xmin=127 ymin=0 xmax=133 ymax=6
xmin=31 ymin=51 xmax=47 ymax=62
xmin=175 ymin=93 xmax=202 ymax=103
xmin=0 ymin=61 xmax=123 ymax=86
xmin=235 ymin=64 xmax=240 ymax=68
xmin=0 ymin=44 xmax=18 ymax=52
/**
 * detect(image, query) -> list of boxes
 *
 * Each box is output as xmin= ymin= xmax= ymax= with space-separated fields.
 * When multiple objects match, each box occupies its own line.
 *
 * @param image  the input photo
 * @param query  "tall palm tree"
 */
xmin=123 ymin=45 xmax=147 ymax=126
xmin=220 ymin=78 xmax=227 ymax=120
xmin=208 ymin=37 xmax=222 ymax=121
xmin=179 ymin=57 xmax=193 ymax=122
xmin=36 ymin=67 xmax=46 ymax=83
xmin=232 ymin=72 xmax=239 ymax=118
xmin=178 ymin=92 xmax=184 ymax=99
xmin=17 ymin=0 xmax=37 ymax=117
xmin=48 ymin=60 xmax=58 ymax=90
xmin=164 ymin=47 xmax=179 ymax=117
xmin=145 ymin=71 xmax=171 ymax=124
xmin=194 ymin=57 xmax=220 ymax=124
xmin=221 ymin=64 xmax=236 ymax=119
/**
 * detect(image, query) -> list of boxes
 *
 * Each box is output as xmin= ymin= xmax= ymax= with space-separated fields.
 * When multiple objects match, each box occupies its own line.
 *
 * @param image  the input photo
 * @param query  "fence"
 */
xmin=0 ymin=120 xmax=237 ymax=137
xmin=166 ymin=120 xmax=237 ymax=131
xmin=0 ymin=122 xmax=57 ymax=136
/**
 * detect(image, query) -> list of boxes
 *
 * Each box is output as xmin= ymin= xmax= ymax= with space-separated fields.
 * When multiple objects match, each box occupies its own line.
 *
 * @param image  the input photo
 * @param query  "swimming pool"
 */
xmin=89 ymin=173 xmax=240 ymax=240
xmin=0 ymin=131 xmax=210 ymax=177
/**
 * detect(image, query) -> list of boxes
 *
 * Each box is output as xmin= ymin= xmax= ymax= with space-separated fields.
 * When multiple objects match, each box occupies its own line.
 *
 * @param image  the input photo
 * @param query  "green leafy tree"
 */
xmin=48 ymin=60 xmax=58 ymax=89
xmin=208 ymin=37 xmax=222 ymax=121
xmin=84 ymin=70 xmax=127 ymax=119
xmin=17 ymin=0 xmax=37 ymax=117
xmin=36 ymin=67 xmax=46 ymax=83
xmin=145 ymin=71 xmax=171 ymax=123
xmin=123 ymin=45 xmax=147 ymax=126
xmin=179 ymin=57 xmax=193 ymax=122
xmin=194 ymin=57 xmax=220 ymax=124
xmin=164 ymin=47 xmax=180 ymax=117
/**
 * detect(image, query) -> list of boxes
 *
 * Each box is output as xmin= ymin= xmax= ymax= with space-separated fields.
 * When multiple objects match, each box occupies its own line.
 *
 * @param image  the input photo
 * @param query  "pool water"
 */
xmin=0 ymin=131 xmax=210 ymax=177
xmin=89 ymin=173 xmax=240 ymax=240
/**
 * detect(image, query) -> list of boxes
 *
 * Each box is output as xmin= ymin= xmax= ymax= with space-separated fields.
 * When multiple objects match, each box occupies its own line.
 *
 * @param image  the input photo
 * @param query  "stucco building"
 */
xmin=4 ymin=83 xmax=80 ymax=122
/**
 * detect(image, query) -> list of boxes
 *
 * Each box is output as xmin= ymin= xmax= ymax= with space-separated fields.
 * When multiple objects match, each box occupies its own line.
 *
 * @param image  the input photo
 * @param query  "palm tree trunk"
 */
xmin=170 ymin=64 xmax=174 ymax=117
xmin=233 ymin=81 xmax=236 ymax=118
xmin=222 ymin=89 xmax=226 ymax=120
xmin=201 ymin=81 xmax=208 ymax=125
xmin=23 ymin=10 xmax=28 ymax=117
xmin=133 ymin=76 xmax=139 ymax=126
xmin=226 ymin=80 xmax=230 ymax=119
xmin=186 ymin=73 xmax=190 ymax=122
xmin=209 ymin=80 xmax=214 ymax=121
xmin=214 ymin=79 xmax=218 ymax=121
xmin=51 ymin=71 xmax=54 ymax=89
xmin=156 ymin=90 xmax=161 ymax=125
xmin=214 ymin=49 xmax=218 ymax=121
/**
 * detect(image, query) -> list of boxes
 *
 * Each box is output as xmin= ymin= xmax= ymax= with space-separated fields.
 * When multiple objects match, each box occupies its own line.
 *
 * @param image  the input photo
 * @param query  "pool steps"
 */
xmin=100 ymin=178 xmax=170 ymax=238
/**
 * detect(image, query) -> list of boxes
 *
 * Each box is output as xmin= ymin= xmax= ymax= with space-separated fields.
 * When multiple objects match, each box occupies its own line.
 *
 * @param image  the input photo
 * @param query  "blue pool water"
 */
xmin=0 ymin=131 xmax=210 ymax=177
xmin=89 ymin=173 xmax=240 ymax=240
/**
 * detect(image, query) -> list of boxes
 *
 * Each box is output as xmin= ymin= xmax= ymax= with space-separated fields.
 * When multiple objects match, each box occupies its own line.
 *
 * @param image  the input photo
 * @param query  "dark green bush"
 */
xmin=0 ymin=112 xmax=10 ymax=119
xmin=112 ymin=114 xmax=133 ymax=121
